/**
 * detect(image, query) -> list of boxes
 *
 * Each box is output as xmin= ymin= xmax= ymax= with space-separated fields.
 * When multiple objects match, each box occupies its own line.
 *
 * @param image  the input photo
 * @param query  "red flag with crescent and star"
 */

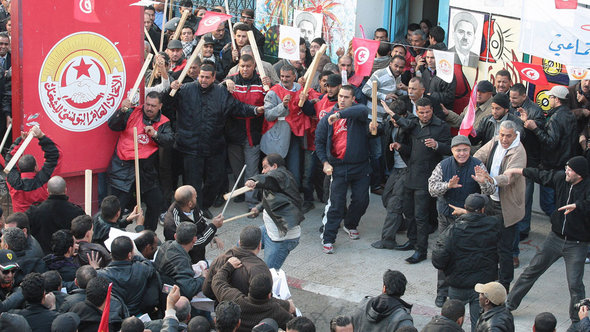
xmin=195 ymin=11 xmax=233 ymax=36
xmin=512 ymin=61 xmax=549 ymax=85
xmin=351 ymin=38 xmax=380 ymax=77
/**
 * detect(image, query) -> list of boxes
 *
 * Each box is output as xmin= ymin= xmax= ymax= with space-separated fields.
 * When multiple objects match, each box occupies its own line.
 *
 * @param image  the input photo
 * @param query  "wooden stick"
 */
xmin=221 ymin=164 xmax=247 ymax=216
xmin=172 ymin=10 xmax=190 ymax=40
xmin=303 ymin=45 xmax=324 ymax=82
xmin=0 ymin=123 xmax=12 ymax=153
xmin=85 ymin=169 xmax=92 ymax=215
xmin=159 ymin=0 xmax=169 ymax=52
xmin=144 ymin=27 xmax=158 ymax=55
xmin=128 ymin=53 xmax=153 ymax=104
xmin=169 ymin=38 xmax=205 ymax=97
xmin=223 ymin=186 xmax=253 ymax=200
xmin=168 ymin=0 xmax=173 ymax=21
xmin=283 ymin=0 xmax=288 ymax=24
xmin=371 ymin=80 xmax=377 ymax=135
xmin=224 ymin=211 xmax=257 ymax=223
xmin=298 ymin=44 xmax=327 ymax=107
xmin=133 ymin=127 xmax=141 ymax=211
xmin=247 ymin=31 xmax=270 ymax=91
xmin=147 ymin=65 xmax=157 ymax=88
xmin=224 ymin=0 xmax=238 ymax=56
xmin=4 ymin=129 xmax=35 ymax=174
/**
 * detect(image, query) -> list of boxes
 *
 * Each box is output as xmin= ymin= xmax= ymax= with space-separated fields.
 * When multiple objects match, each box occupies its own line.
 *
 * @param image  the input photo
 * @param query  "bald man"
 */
xmin=163 ymin=185 xmax=224 ymax=263
xmin=25 ymin=176 xmax=85 ymax=253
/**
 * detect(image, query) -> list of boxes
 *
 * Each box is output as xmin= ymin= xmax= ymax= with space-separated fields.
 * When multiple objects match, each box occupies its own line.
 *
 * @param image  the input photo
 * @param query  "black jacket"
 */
xmin=163 ymin=202 xmax=218 ymax=263
xmin=59 ymin=288 xmax=85 ymax=313
xmin=108 ymin=107 xmax=174 ymax=193
xmin=351 ymin=294 xmax=414 ymax=332
xmin=171 ymin=81 xmax=258 ymax=157
xmin=154 ymin=240 xmax=204 ymax=298
xmin=394 ymin=114 xmax=451 ymax=190
xmin=523 ymin=168 xmax=590 ymax=241
xmin=251 ymin=166 xmax=304 ymax=236
xmin=97 ymin=257 xmax=161 ymax=316
xmin=75 ymin=241 xmax=111 ymax=268
xmin=69 ymin=299 xmax=125 ymax=332
xmin=315 ymin=104 xmax=373 ymax=174
xmin=14 ymin=249 xmax=47 ymax=286
xmin=532 ymin=105 xmax=577 ymax=169
xmin=509 ymin=98 xmax=546 ymax=167
xmin=422 ymin=315 xmax=464 ymax=332
xmin=42 ymin=254 xmax=78 ymax=283
xmin=91 ymin=213 xmax=128 ymax=246
xmin=420 ymin=67 xmax=457 ymax=110
xmin=223 ymin=73 xmax=265 ymax=146
xmin=383 ymin=113 xmax=415 ymax=170
xmin=471 ymin=113 xmax=525 ymax=147
xmin=10 ymin=303 xmax=58 ymax=332
xmin=26 ymin=194 xmax=85 ymax=253
xmin=475 ymin=305 xmax=514 ymax=332
xmin=432 ymin=212 xmax=501 ymax=288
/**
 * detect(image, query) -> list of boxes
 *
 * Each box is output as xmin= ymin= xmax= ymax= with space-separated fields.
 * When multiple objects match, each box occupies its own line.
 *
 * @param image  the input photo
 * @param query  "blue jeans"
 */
xmin=368 ymin=136 xmax=383 ymax=189
xmin=448 ymin=286 xmax=480 ymax=332
xmin=507 ymin=232 xmax=589 ymax=323
xmin=260 ymin=226 xmax=299 ymax=270
xmin=286 ymin=135 xmax=302 ymax=188
xmin=540 ymin=185 xmax=555 ymax=216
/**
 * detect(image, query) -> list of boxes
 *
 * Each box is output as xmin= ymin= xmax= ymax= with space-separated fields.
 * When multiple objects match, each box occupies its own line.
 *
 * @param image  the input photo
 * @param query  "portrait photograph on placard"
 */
xmin=448 ymin=8 xmax=485 ymax=68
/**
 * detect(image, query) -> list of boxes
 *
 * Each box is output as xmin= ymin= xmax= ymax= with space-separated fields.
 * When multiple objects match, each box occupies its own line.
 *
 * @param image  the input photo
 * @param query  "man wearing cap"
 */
xmin=450 ymin=11 xmax=479 ymax=67
xmin=443 ymin=80 xmax=494 ymax=131
xmin=0 ymin=249 xmax=25 ymax=311
xmin=474 ymin=281 xmax=514 ymax=331
xmin=363 ymin=55 xmax=408 ymax=194
xmin=429 ymin=136 xmax=495 ymax=307
xmin=474 ymin=120 xmax=526 ymax=292
xmin=432 ymin=193 xmax=501 ymax=330
xmin=504 ymin=156 xmax=590 ymax=331
xmin=472 ymin=93 xmax=524 ymax=148
xmin=165 ymin=39 xmax=186 ymax=72
xmin=199 ymin=35 xmax=225 ymax=81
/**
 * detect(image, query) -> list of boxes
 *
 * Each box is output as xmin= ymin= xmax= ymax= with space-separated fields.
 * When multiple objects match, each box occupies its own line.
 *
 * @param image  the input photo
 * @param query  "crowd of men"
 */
xmin=0 ymin=0 xmax=588 ymax=331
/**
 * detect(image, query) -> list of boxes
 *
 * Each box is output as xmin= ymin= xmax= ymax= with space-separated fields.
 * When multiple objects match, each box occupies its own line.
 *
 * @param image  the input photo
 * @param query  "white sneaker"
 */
xmin=343 ymin=226 xmax=360 ymax=240
xmin=323 ymin=243 xmax=334 ymax=254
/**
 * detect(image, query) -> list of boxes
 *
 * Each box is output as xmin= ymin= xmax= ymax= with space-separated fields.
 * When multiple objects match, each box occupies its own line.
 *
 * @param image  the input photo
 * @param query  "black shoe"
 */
xmin=519 ymin=232 xmax=529 ymax=241
xmin=394 ymin=241 xmax=414 ymax=251
xmin=435 ymin=295 xmax=446 ymax=308
xmin=405 ymin=251 xmax=427 ymax=264
xmin=201 ymin=208 xmax=213 ymax=219
xmin=371 ymin=240 xmax=396 ymax=249
xmin=233 ymin=195 xmax=245 ymax=203
xmin=212 ymin=196 xmax=225 ymax=208
xmin=302 ymin=201 xmax=315 ymax=214
xmin=371 ymin=185 xmax=384 ymax=195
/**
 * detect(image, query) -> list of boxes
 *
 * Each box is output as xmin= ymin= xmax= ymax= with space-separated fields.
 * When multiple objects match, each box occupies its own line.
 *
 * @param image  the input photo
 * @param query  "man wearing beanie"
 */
xmin=504 ymin=156 xmax=590 ymax=331
xmin=443 ymin=80 xmax=495 ymax=130
xmin=472 ymin=93 xmax=524 ymax=148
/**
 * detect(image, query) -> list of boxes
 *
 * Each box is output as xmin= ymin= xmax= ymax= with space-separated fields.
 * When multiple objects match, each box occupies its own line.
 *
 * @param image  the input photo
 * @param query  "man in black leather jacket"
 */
xmin=474 ymin=281 xmax=514 ymax=332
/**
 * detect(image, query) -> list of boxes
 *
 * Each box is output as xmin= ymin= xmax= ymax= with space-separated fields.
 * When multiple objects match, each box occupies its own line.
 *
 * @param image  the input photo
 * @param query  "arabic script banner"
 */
xmin=519 ymin=0 xmax=590 ymax=68
xmin=13 ymin=0 xmax=143 ymax=175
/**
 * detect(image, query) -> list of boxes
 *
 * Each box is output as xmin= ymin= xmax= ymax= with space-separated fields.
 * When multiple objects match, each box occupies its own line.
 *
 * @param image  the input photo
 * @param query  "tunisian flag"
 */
xmin=459 ymin=83 xmax=478 ymax=137
xmin=195 ymin=11 xmax=233 ymax=36
xmin=351 ymin=38 xmax=380 ymax=77
xmin=73 ymin=0 xmax=100 ymax=23
xmin=512 ymin=61 xmax=549 ymax=85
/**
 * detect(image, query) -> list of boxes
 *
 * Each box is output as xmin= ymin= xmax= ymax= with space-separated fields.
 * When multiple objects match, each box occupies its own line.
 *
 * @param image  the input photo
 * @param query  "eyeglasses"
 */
xmin=1 ymin=269 xmax=16 ymax=275
xmin=0 ymin=43 xmax=8 ymax=46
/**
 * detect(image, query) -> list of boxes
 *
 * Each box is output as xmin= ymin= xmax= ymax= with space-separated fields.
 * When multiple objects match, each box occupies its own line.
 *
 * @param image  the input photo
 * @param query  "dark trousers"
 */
xmin=183 ymin=152 xmax=225 ymax=210
xmin=448 ymin=286 xmax=480 ymax=332
xmin=159 ymin=146 xmax=183 ymax=212
xmin=302 ymin=150 xmax=324 ymax=202
xmin=486 ymin=199 xmax=516 ymax=290
xmin=405 ymin=188 xmax=431 ymax=254
xmin=379 ymin=168 xmax=408 ymax=246
xmin=321 ymin=171 xmax=370 ymax=244
xmin=437 ymin=214 xmax=455 ymax=298
xmin=507 ymin=232 xmax=589 ymax=323
xmin=111 ymin=186 xmax=163 ymax=231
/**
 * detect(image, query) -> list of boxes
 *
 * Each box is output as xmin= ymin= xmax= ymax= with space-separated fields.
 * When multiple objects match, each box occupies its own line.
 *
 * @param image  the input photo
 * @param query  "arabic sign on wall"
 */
xmin=520 ymin=0 xmax=590 ymax=68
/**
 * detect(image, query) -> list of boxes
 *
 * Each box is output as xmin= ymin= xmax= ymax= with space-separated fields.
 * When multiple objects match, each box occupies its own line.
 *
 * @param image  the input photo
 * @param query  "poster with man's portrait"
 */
xmin=448 ymin=8 xmax=485 ymax=68
xmin=293 ymin=10 xmax=322 ymax=45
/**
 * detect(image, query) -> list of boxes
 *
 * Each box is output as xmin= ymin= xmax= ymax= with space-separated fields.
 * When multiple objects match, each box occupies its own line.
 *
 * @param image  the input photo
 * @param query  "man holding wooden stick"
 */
xmin=221 ymin=23 xmax=251 ymax=77
xmin=5 ymin=126 xmax=59 ymax=212
xmin=107 ymin=91 xmax=173 ymax=231
xmin=315 ymin=85 xmax=378 ymax=254
xmin=169 ymin=63 xmax=264 ymax=219
xmin=247 ymin=154 xmax=303 ymax=269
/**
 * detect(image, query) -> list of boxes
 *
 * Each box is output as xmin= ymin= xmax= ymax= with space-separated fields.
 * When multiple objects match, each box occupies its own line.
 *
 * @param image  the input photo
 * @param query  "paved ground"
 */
xmin=156 ymin=187 xmax=588 ymax=332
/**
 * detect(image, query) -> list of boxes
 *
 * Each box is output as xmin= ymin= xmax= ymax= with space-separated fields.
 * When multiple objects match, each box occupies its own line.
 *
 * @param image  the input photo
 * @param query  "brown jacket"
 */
xmin=474 ymin=136 xmax=527 ymax=227
xmin=445 ymin=97 xmax=493 ymax=129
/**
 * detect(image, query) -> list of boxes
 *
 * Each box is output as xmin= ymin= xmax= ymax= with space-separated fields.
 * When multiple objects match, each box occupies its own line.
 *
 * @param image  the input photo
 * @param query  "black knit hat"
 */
xmin=491 ymin=93 xmax=510 ymax=109
xmin=567 ymin=156 xmax=589 ymax=178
